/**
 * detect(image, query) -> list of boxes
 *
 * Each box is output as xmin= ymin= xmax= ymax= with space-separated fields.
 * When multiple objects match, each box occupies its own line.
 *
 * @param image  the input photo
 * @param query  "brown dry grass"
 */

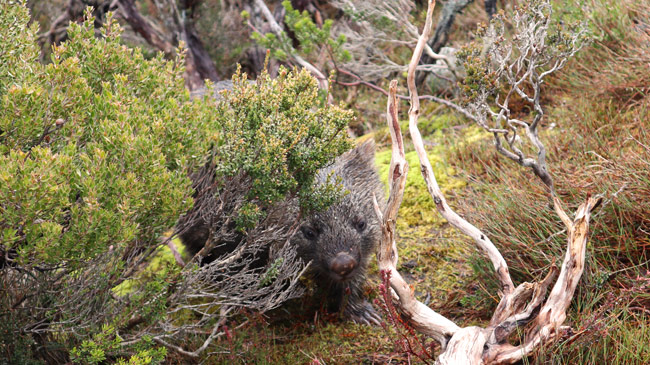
xmin=449 ymin=1 xmax=650 ymax=362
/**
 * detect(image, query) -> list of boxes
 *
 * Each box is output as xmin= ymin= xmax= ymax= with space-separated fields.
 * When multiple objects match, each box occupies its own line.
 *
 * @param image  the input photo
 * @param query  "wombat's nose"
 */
xmin=330 ymin=252 xmax=358 ymax=277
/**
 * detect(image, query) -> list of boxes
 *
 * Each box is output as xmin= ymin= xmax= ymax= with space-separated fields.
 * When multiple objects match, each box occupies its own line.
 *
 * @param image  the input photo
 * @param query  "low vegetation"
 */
xmin=455 ymin=1 xmax=650 ymax=359
xmin=0 ymin=3 xmax=350 ymax=362
xmin=2 ymin=0 xmax=648 ymax=363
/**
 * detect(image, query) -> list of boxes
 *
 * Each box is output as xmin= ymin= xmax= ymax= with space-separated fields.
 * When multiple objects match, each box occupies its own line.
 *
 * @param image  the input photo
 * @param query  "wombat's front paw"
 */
xmin=344 ymin=300 xmax=381 ymax=325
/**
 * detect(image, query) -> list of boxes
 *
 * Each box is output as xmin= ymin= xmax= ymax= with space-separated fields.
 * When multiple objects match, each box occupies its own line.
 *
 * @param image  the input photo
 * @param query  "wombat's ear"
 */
xmin=341 ymin=139 xmax=377 ymax=174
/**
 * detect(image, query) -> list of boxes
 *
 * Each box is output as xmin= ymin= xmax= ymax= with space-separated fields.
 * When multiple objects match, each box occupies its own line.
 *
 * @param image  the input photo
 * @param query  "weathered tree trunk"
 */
xmin=43 ymin=0 xmax=221 ymax=91
xmin=243 ymin=0 xmax=287 ymax=77
xmin=116 ymin=0 xmax=175 ymax=56
xmin=416 ymin=0 xmax=474 ymax=86
xmin=42 ymin=0 xmax=112 ymax=49
xmin=184 ymin=21 xmax=220 ymax=85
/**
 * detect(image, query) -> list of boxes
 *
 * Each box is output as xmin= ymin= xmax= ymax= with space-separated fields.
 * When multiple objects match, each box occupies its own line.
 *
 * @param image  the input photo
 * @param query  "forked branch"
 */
xmin=376 ymin=0 xmax=601 ymax=363
xmin=375 ymin=78 xmax=460 ymax=348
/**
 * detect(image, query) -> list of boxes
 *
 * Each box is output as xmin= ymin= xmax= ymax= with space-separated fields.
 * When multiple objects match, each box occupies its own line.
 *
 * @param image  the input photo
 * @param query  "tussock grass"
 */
xmin=450 ymin=0 xmax=650 ymax=362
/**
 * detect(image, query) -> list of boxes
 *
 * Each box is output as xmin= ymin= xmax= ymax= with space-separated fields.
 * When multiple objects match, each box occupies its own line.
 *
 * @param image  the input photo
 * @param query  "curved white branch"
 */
xmin=376 ymin=78 xmax=459 ymax=347
xmin=406 ymin=0 xmax=514 ymax=296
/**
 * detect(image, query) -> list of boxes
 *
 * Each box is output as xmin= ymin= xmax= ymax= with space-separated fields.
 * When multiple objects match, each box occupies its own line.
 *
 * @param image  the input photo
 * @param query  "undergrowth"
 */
xmin=137 ymin=1 xmax=648 ymax=363
xmin=451 ymin=0 xmax=650 ymax=362
xmin=13 ymin=0 xmax=645 ymax=362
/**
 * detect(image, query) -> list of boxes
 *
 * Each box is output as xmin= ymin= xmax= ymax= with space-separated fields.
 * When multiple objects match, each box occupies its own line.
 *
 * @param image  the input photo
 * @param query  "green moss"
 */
xmin=459 ymin=124 xmax=491 ymax=146
xmin=375 ymin=148 xmax=466 ymax=230
xmin=112 ymin=236 xmax=185 ymax=296
xmin=417 ymin=112 xmax=453 ymax=136
xmin=367 ymin=122 xmax=490 ymax=312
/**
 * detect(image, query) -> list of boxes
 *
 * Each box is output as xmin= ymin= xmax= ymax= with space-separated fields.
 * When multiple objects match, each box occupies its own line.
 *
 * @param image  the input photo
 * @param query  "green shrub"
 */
xmin=251 ymin=1 xmax=350 ymax=69
xmin=204 ymin=66 xmax=352 ymax=224
xmin=0 ymin=1 xmax=352 ymax=362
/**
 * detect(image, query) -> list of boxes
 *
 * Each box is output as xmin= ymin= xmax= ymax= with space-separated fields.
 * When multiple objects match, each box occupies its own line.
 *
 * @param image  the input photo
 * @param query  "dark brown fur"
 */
xmin=178 ymin=140 xmax=384 ymax=323
xmin=291 ymin=140 xmax=384 ymax=323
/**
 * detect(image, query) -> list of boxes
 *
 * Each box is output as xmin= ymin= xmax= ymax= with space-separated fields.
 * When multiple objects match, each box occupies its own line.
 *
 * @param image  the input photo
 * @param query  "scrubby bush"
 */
xmin=0 ymin=1 xmax=351 ymax=362
xmin=453 ymin=1 xmax=650 ymax=362
xmin=251 ymin=0 xmax=350 ymax=64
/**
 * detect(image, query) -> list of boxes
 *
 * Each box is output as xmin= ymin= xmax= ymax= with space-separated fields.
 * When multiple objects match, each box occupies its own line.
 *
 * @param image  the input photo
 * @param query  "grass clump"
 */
xmin=449 ymin=0 xmax=650 ymax=361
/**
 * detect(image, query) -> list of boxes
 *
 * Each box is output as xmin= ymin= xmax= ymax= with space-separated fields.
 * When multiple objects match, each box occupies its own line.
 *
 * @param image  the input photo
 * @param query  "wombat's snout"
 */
xmin=329 ymin=252 xmax=358 ymax=280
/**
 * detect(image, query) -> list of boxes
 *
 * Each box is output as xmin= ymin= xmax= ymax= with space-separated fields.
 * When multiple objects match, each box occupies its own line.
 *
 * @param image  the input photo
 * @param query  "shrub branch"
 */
xmin=375 ymin=0 xmax=602 ymax=363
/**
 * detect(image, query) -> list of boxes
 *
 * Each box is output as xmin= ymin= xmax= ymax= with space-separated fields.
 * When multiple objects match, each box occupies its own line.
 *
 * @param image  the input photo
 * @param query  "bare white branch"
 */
xmin=376 ymin=1 xmax=600 ymax=363
xmin=376 ymin=76 xmax=460 ymax=348
xmin=406 ymin=0 xmax=515 ymax=296
xmin=331 ymin=0 xmax=462 ymax=83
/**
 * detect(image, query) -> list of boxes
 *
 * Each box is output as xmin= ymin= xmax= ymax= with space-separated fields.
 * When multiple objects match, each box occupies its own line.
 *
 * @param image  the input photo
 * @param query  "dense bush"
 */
xmin=0 ymin=2 xmax=351 ymax=362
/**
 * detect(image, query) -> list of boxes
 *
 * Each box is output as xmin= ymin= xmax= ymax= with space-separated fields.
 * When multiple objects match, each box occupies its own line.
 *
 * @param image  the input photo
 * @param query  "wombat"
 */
xmin=178 ymin=140 xmax=384 ymax=324
xmin=291 ymin=140 xmax=384 ymax=324
xmin=180 ymin=80 xmax=384 ymax=323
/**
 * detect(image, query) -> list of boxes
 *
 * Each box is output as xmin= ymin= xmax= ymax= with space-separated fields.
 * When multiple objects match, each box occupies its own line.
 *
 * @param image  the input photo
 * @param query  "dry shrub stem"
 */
xmin=375 ymin=0 xmax=603 ymax=363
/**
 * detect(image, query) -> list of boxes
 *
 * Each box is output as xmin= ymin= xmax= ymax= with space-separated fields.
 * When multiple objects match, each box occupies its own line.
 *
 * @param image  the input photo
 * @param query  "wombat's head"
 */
xmin=293 ymin=140 xmax=385 ymax=286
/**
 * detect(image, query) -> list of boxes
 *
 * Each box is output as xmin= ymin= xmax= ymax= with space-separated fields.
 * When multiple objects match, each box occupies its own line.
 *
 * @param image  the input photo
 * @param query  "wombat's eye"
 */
xmin=356 ymin=220 xmax=366 ymax=231
xmin=301 ymin=227 xmax=317 ymax=240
